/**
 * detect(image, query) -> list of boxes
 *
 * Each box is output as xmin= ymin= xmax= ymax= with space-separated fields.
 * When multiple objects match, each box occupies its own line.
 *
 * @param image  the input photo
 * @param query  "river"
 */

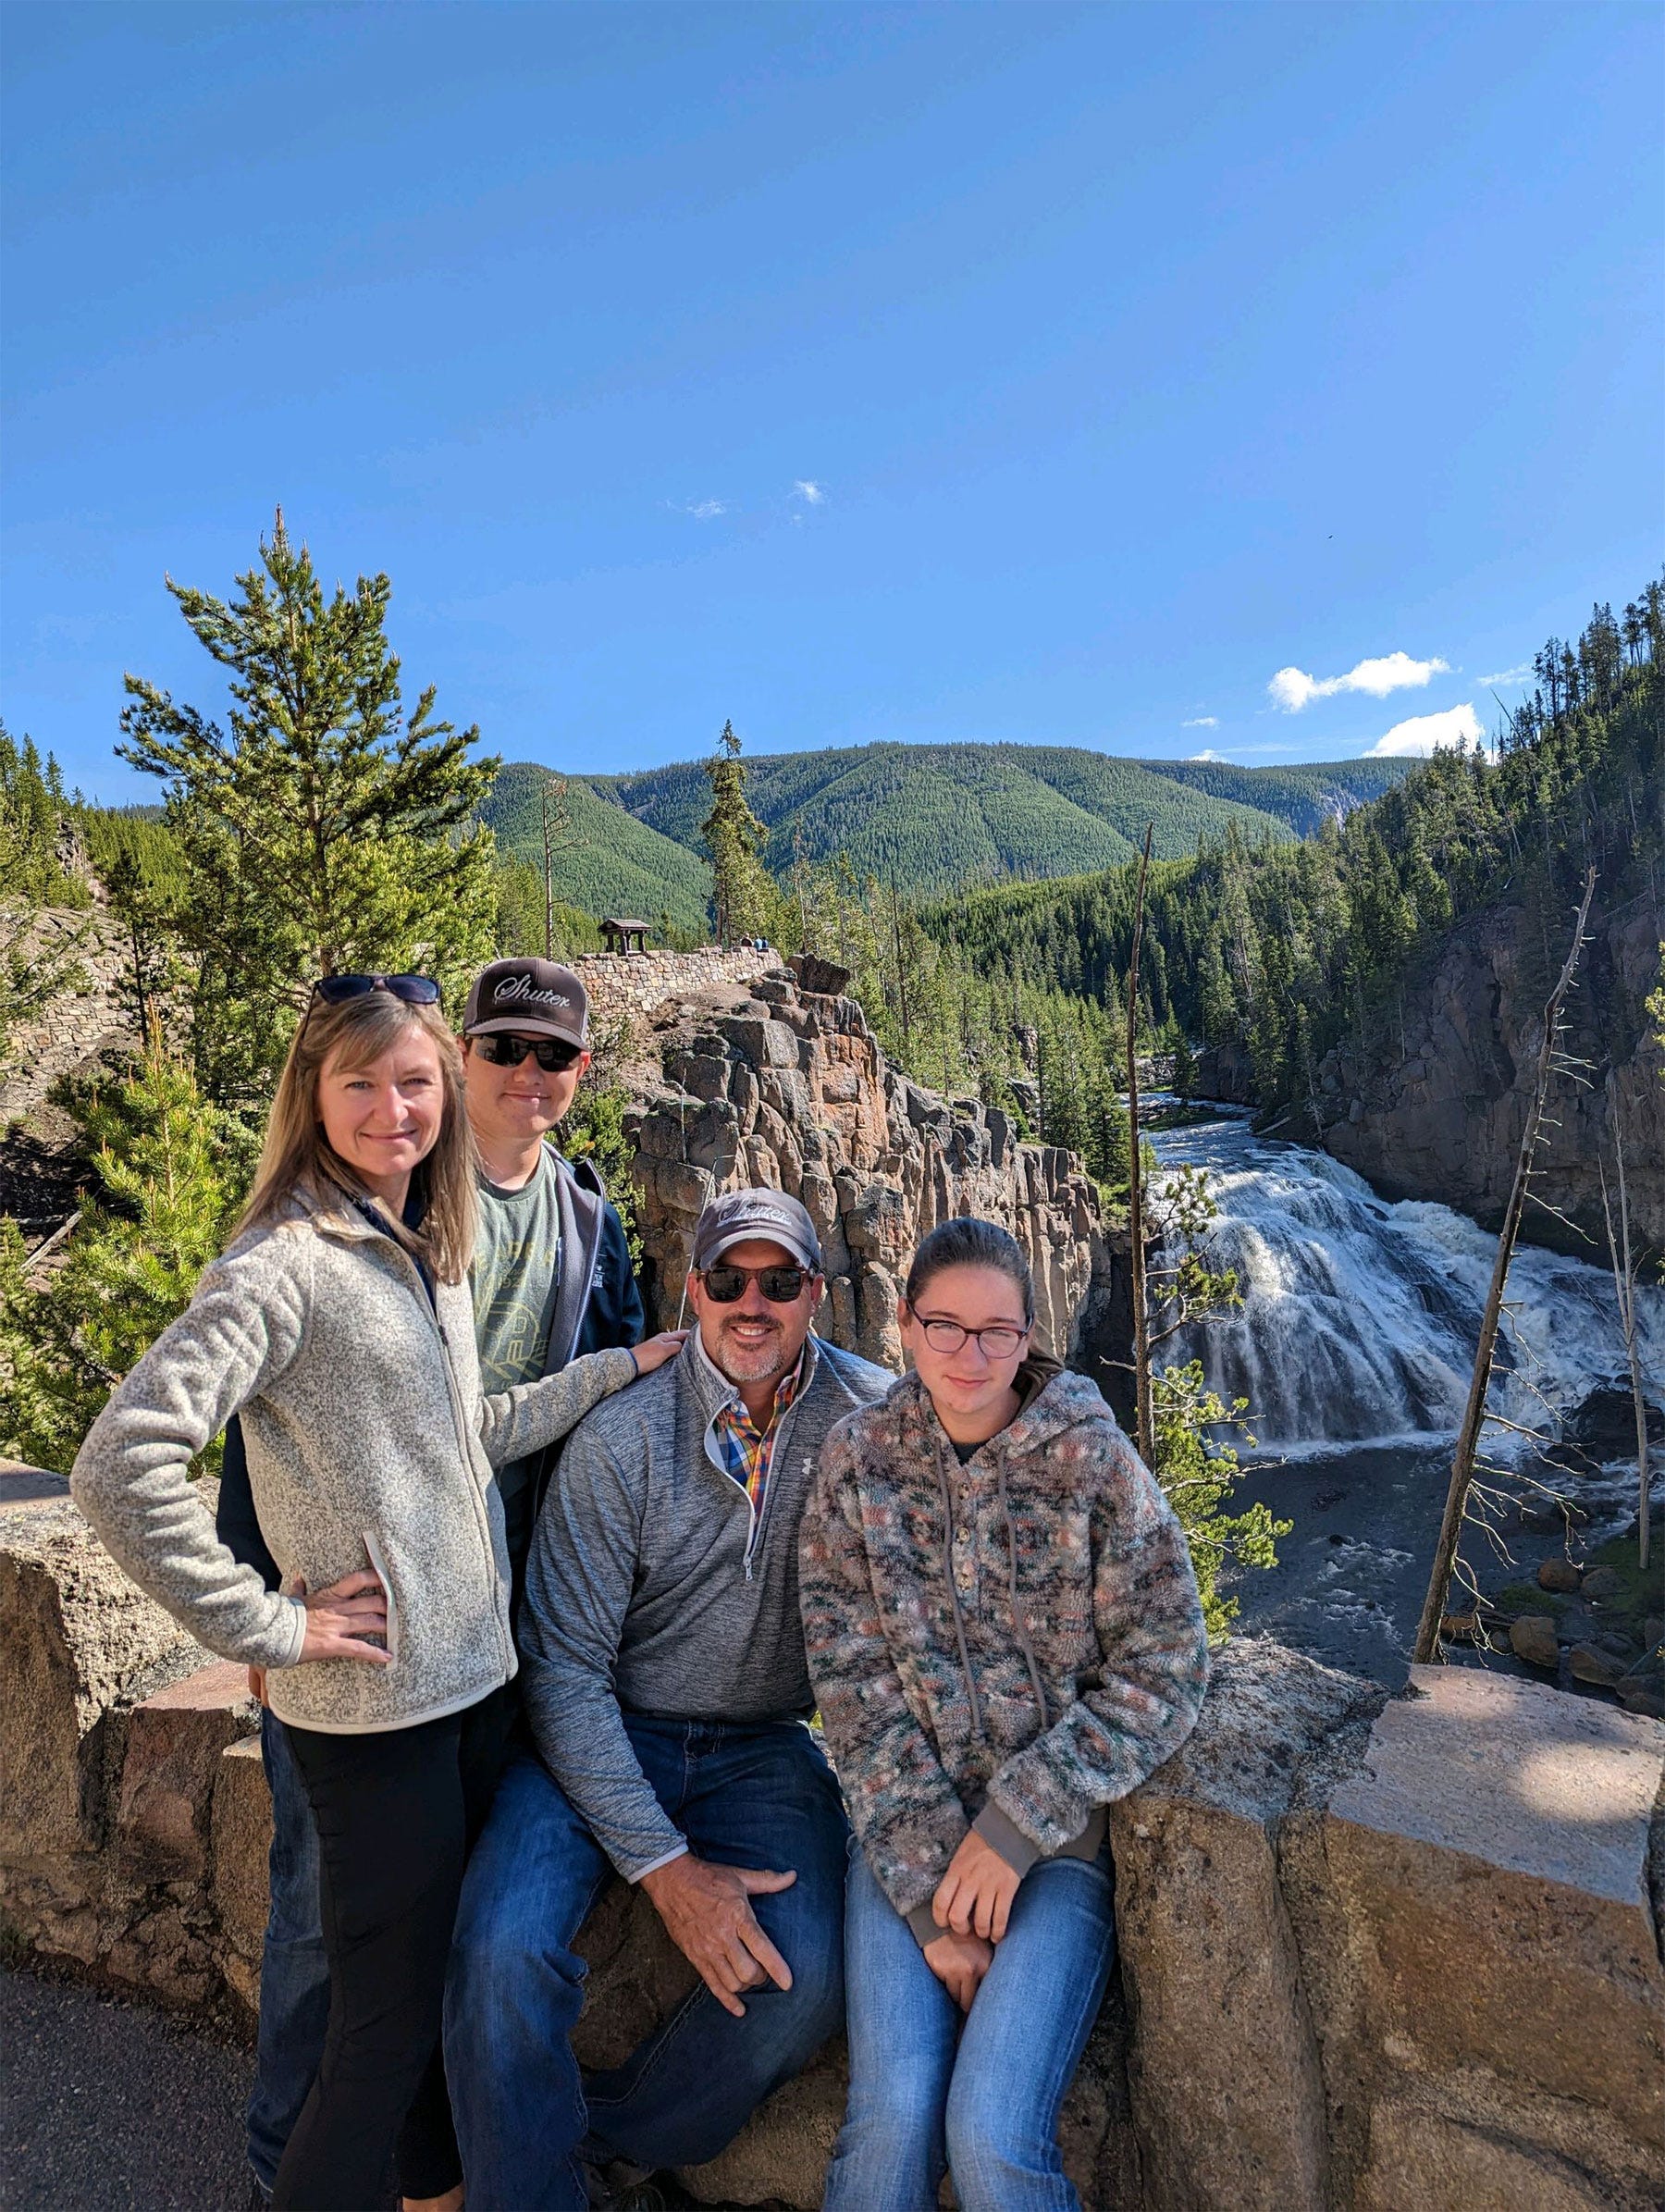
xmin=1148 ymin=1108 xmax=1664 ymax=1683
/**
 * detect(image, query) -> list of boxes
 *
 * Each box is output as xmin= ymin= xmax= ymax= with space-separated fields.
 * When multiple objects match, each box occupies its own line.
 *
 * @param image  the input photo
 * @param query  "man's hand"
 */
xmin=922 ymin=1928 xmax=994 ymax=2012
xmin=247 ymin=1667 xmax=268 ymax=1706
xmin=639 ymin=1852 xmax=796 ymax=2019
xmin=933 ymin=1828 xmax=1022 ymax=1942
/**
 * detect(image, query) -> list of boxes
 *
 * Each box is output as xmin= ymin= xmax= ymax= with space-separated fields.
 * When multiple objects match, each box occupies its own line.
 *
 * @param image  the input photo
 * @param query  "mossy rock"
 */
xmin=1494 ymin=1583 xmax=1570 ymax=1619
xmin=1580 ymin=1515 xmax=1663 ymax=1643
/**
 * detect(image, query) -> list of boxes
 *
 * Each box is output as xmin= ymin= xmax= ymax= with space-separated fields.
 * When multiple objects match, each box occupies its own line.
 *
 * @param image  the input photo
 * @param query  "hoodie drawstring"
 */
xmin=936 ymin=1460 xmax=987 ymax=1742
xmin=999 ymin=1460 xmax=1051 ymax=1731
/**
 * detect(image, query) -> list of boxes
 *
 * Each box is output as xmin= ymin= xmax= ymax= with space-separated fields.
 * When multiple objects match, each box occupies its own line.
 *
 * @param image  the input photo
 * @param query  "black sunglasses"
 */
xmin=311 ymin=973 xmax=441 ymax=1007
xmin=474 ymin=1032 xmax=583 ymax=1072
xmin=699 ymin=1262 xmax=812 ymax=1304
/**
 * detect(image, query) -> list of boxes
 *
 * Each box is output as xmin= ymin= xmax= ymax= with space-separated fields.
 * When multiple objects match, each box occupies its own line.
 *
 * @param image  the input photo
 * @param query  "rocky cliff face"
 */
xmin=619 ymin=965 xmax=1105 ymax=1367
xmin=1311 ymin=883 xmax=1663 ymax=1254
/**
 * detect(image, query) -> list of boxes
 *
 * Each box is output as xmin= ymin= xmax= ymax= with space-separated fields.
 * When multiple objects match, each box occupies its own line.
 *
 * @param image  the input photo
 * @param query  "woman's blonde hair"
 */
xmin=234 ymin=989 xmax=478 ymax=1282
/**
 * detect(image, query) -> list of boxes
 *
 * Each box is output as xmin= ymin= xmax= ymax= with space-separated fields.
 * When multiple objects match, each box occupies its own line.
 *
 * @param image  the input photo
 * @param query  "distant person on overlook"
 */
xmin=69 ymin=973 xmax=684 ymax=2212
xmin=444 ymin=1188 xmax=892 ymax=2212
xmin=214 ymin=957 xmax=648 ymax=2204
xmin=799 ymin=1216 xmax=1209 ymax=2212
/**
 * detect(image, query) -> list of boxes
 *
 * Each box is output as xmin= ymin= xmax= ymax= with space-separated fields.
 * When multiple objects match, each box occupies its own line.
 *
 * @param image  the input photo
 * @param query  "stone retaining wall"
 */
xmin=573 ymin=945 xmax=776 ymax=1030
xmin=4 ymin=1480 xmax=1660 ymax=2209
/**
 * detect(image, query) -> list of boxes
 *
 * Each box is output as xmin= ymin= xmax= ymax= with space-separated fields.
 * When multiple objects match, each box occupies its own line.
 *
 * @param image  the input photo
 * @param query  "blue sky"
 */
xmin=3 ymin=2 xmax=1659 ymax=803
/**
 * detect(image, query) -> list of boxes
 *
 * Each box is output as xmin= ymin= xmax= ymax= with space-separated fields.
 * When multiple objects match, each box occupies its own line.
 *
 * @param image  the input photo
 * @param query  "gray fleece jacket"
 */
xmin=520 ymin=1329 xmax=891 ymax=1879
xmin=70 ymin=1186 xmax=640 ymax=1736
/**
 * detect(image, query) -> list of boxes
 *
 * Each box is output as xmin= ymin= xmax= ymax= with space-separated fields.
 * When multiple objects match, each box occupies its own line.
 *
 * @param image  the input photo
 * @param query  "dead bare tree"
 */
xmin=1126 ymin=822 xmax=1155 ymax=1465
xmin=1598 ymin=1076 xmax=1651 ymax=1573
xmin=1412 ymin=865 xmax=1597 ymax=1664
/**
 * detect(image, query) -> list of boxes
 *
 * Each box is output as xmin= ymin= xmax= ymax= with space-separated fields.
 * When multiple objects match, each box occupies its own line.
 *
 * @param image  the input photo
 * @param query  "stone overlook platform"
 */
xmin=3 ymin=1470 xmax=1661 ymax=2211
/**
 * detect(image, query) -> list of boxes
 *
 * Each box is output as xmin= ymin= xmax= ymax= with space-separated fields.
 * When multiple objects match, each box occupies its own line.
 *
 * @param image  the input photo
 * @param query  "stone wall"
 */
xmin=4 ymin=1484 xmax=1661 ymax=2209
xmin=574 ymin=945 xmax=777 ymax=1030
xmin=621 ymin=965 xmax=1104 ymax=1367
xmin=0 ymin=905 xmax=129 ymax=1126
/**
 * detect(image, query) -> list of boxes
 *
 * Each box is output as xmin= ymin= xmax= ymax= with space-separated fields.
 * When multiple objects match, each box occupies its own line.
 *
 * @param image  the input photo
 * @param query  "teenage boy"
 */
xmin=217 ymin=956 xmax=642 ymax=2204
xmin=445 ymin=1190 xmax=892 ymax=2212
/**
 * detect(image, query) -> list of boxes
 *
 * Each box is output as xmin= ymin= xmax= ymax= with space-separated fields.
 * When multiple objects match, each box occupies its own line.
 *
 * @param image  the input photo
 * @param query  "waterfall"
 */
xmin=1151 ymin=1112 xmax=1665 ymax=1462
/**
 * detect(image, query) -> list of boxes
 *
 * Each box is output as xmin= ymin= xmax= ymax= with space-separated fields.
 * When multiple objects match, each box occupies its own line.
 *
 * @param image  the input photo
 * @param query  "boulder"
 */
xmin=1510 ymin=1613 xmax=1561 ymax=1669
xmin=1537 ymin=1557 xmax=1582 ymax=1594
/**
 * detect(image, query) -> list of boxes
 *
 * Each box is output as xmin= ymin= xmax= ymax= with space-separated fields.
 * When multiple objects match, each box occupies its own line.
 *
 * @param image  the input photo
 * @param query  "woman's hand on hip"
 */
xmin=933 ymin=1829 xmax=1022 ymax=1942
xmin=295 ymin=1570 xmax=392 ymax=1666
xmin=629 ymin=1329 xmax=689 ymax=1377
xmin=922 ymin=1928 xmax=993 ymax=2012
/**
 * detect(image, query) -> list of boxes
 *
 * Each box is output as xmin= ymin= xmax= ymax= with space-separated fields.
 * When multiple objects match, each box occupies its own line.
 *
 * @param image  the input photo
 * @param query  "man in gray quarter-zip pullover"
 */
xmin=445 ymin=1189 xmax=892 ymax=2212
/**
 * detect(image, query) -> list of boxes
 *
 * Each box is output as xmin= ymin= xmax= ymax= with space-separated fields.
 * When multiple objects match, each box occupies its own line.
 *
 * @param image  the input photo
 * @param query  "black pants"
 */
xmin=273 ymin=1685 xmax=514 ymax=2212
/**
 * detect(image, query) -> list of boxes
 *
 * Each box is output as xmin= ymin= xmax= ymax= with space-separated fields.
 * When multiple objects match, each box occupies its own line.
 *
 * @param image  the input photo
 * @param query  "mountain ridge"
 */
xmin=483 ymin=741 xmax=1414 ymax=919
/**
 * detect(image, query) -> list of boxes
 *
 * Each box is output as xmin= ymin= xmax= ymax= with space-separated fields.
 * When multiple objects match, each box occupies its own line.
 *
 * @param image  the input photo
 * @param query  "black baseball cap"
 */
xmin=463 ymin=958 xmax=589 ymax=1047
xmin=692 ymin=1189 xmax=823 ymax=1275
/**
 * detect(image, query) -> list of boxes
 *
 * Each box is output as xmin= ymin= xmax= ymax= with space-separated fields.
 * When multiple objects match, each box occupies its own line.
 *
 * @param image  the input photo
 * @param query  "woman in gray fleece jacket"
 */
xmin=71 ymin=978 xmax=680 ymax=2212
xmin=799 ymin=1217 xmax=1208 ymax=2212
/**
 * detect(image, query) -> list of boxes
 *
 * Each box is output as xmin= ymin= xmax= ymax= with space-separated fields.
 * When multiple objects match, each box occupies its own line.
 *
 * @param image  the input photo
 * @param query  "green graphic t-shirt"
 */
xmin=472 ymin=1147 xmax=562 ymax=1523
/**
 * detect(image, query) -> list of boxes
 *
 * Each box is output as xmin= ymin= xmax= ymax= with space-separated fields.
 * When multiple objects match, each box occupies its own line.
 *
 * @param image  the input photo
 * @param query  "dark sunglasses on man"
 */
xmin=473 ymin=1032 xmax=584 ymax=1073
xmin=698 ymin=1261 xmax=812 ymax=1304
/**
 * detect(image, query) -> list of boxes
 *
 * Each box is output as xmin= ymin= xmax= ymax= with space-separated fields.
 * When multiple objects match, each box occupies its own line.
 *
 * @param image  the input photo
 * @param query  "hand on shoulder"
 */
xmin=629 ymin=1329 xmax=689 ymax=1378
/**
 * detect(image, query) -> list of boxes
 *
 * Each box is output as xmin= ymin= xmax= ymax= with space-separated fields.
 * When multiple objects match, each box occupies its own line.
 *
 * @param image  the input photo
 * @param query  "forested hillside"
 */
xmin=584 ymin=743 xmax=1409 ymax=895
xmin=927 ymin=583 xmax=1664 ymax=1120
xmin=478 ymin=760 xmax=710 ymax=933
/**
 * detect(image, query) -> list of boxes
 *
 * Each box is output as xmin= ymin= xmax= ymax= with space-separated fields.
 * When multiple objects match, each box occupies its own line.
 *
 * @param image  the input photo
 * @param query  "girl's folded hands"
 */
xmin=932 ymin=1827 xmax=1021 ymax=1943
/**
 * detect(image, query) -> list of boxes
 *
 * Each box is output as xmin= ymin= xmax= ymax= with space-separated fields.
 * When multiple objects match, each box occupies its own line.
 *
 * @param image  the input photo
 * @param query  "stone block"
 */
xmin=1320 ymin=1665 xmax=1665 ymax=2169
xmin=212 ymin=1733 xmax=273 ymax=1980
xmin=117 ymin=1661 xmax=260 ymax=1884
xmin=1111 ymin=1639 xmax=1383 ymax=2212
xmin=1355 ymin=2101 xmax=1619 ymax=2211
xmin=0 ymin=1496 xmax=206 ymax=1859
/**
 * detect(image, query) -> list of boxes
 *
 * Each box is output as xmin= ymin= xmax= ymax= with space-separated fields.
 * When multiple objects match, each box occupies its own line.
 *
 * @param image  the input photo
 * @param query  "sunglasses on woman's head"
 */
xmin=474 ymin=1033 xmax=582 ymax=1072
xmin=311 ymin=974 xmax=441 ymax=1007
xmin=699 ymin=1262 xmax=811 ymax=1304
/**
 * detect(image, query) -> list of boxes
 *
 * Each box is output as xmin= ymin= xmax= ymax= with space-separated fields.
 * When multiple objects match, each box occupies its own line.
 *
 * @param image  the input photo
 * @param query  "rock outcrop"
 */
xmin=1310 ymin=883 xmax=1664 ymax=1255
xmin=621 ymin=965 xmax=1104 ymax=1366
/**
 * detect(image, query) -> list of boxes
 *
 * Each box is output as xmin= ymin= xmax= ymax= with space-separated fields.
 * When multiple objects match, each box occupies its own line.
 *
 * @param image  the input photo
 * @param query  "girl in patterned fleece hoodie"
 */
xmin=799 ymin=1217 xmax=1208 ymax=2212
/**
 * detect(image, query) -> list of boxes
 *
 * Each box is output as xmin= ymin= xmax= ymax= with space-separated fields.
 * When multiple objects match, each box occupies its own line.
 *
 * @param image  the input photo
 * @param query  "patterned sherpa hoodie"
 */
xmin=799 ymin=1362 xmax=1208 ymax=1932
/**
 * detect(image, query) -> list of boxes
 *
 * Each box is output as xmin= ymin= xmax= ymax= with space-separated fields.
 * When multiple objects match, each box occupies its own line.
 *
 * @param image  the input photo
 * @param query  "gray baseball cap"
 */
xmin=692 ymin=1188 xmax=823 ymax=1275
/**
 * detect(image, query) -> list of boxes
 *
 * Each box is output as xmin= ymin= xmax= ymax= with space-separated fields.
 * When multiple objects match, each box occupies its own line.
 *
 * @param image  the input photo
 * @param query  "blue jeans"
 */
xmin=247 ymin=1711 xmax=331 ymax=2196
xmin=444 ymin=1718 xmax=849 ymax=2212
xmin=823 ymin=1841 xmax=1117 ymax=2212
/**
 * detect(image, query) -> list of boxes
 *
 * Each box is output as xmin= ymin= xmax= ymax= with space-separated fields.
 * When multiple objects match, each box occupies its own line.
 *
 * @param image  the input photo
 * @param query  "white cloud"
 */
xmin=1188 ymin=748 xmax=1228 ymax=762
xmin=1269 ymin=650 xmax=1451 ymax=711
xmin=684 ymin=499 xmax=726 ymax=519
xmin=793 ymin=479 xmax=825 ymax=505
xmin=1181 ymin=715 xmax=1218 ymax=729
xmin=1477 ymin=661 xmax=1532 ymax=687
xmin=1363 ymin=702 xmax=1485 ymax=758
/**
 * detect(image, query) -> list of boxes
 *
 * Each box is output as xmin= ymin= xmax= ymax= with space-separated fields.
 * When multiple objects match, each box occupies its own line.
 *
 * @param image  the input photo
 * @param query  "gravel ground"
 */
xmin=1 ymin=1965 xmax=259 ymax=2211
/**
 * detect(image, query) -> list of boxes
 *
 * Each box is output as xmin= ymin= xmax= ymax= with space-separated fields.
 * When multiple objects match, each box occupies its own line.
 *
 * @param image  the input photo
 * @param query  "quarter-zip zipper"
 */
xmin=325 ymin=1217 xmax=515 ymax=1681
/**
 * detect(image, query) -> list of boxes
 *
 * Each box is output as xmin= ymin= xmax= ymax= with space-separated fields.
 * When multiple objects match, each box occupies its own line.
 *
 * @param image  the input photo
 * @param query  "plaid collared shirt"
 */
xmin=710 ymin=1348 xmax=807 ymax=1518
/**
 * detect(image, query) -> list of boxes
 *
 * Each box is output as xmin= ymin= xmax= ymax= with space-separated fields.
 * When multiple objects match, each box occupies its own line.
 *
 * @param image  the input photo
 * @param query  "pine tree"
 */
xmin=700 ymin=721 xmax=773 ymax=946
xmin=117 ymin=511 xmax=500 ymax=1109
xmin=0 ymin=1050 xmax=234 ymax=1472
